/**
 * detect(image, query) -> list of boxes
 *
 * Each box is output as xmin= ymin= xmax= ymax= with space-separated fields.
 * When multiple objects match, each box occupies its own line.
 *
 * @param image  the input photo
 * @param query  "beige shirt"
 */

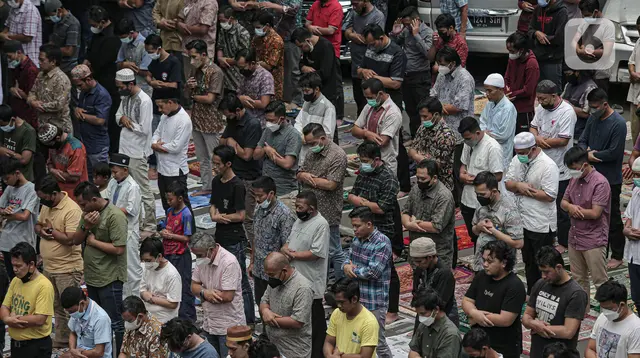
xmin=38 ymin=192 xmax=84 ymax=274
xmin=152 ymin=0 xmax=185 ymax=52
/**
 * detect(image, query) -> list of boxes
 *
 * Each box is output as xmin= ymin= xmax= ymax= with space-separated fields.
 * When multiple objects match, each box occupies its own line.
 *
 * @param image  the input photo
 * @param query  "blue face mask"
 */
xmin=634 ymin=178 xmax=640 ymax=188
xmin=50 ymin=15 xmax=61 ymax=23
xmin=255 ymin=27 xmax=266 ymax=37
xmin=258 ymin=199 xmax=271 ymax=209
xmin=517 ymin=154 xmax=530 ymax=164
xmin=360 ymin=163 xmax=374 ymax=173
xmin=367 ymin=98 xmax=378 ymax=107
xmin=423 ymin=121 xmax=433 ymax=128
xmin=537 ymin=0 xmax=549 ymax=7
xmin=7 ymin=59 xmax=19 ymax=69
xmin=120 ymin=36 xmax=133 ymax=44
xmin=584 ymin=17 xmax=597 ymax=24
xmin=0 ymin=124 xmax=15 ymax=133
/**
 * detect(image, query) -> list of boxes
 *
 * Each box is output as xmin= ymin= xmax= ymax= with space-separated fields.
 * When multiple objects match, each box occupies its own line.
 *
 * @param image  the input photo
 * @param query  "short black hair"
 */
xmin=252 ymin=176 xmax=277 ymax=195
xmin=296 ymin=190 xmax=318 ymax=208
xmin=417 ymin=159 xmax=439 ymax=178
xmin=1 ymin=157 xmax=22 ymax=176
xmin=302 ymin=122 xmax=326 ymax=138
xmin=461 ymin=327 xmax=490 ymax=351
xmin=213 ymin=145 xmax=236 ymax=165
xmin=116 ymin=18 xmax=135 ymax=35
xmin=506 ymin=31 xmax=529 ymax=52
xmin=291 ymin=27 xmax=312 ymax=43
xmin=413 ymin=287 xmax=444 ymax=311
xmin=248 ymin=336 xmax=281 ymax=358
xmin=436 ymin=46 xmax=461 ymax=66
xmin=122 ymin=295 xmax=148 ymax=316
xmin=166 ymin=182 xmax=186 ymax=199
xmin=362 ymin=23 xmax=385 ymax=39
xmin=235 ymin=48 xmax=257 ymax=62
xmin=332 ymin=277 xmax=360 ymax=301
xmin=0 ymin=104 xmax=14 ymax=124
xmin=144 ymin=33 xmax=163 ymax=48
xmin=542 ymin=342 xmax=577 ymax=358
xmin=594 ymin=279 xmax=627 ymax=304
xmin=356 ymin=140 xmax=382 ymax=160
xmin=140 ymin=237 xmax=164 ymax=258
xmin=40 ymin=44 xmax=63 ymax=67
xmin=299 ymin=72 xmax=322 ymax=90
xmin=74 ymin=181 xmax=101 ymax=201
xmin=481 ymin=240 xmax=516 ymax=272
xmin=416 ymin=97 xmax=443 ymax=114
xmin=398 ymin=6 xmax=419 ymax=19
xmin=458 ymin=116 xmax=480 ymax=134
xmin=361 ymin=78 xmax=385 ymax=94
xmin=10 ymin=242 xmax=37 ymax=266
xmin=186 ymin=39 xmax=208 ymax=55
xmin=88 ymin=5 xmax=109 ymax=23
xmin=434 ymin=13 xmax=456 ymax=30
xmin=36 ymin=174 xmax=61 ymax=194
xmin=563 ymin=146 xmax=589 ymax=167
xmin=219 ymin=6 xmax=234 ymax=19
xmin=264 ymin=100 xmax=286 ymax=118
xmin=579 ymin=0 xmax=599 ymax=13
xmin=161 ymin=317 xmax=201 ymax=352
xmin=219 ymin=92 xmax=244 ymax=112
xmin=536 ymin=245 xmax=564 ymax=268
xmin=536 ymin=80 xmax=560 ymax=95
xmin=93 ymin=162 xmax=111 ymax=178
xmin=348 ymin=206 xmax=374 ymax=223
xmin=253 ymin=10 xmax=274 ymax=26
xmin=587 ymin=87 xmax=608 ymax=103
xmin=473 ymin=171 xmax=498 ymax=190
xmin=637 ymin=15 xmax=640 ymax=26
xmin=60 ymin=286 xmax=86 ymax=309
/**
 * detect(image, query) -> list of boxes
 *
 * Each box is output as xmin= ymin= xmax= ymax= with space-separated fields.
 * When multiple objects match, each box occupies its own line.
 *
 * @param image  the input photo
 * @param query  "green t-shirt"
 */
xmin=0 ymin=122 xmax=36 ymax=181
xmin=80 ymin=203 xmax=128 ymax=287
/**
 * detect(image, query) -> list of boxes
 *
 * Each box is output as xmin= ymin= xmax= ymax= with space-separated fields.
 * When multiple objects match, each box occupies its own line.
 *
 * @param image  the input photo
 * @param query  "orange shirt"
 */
xmin=48 ymin=135 xmax=88 ymax=201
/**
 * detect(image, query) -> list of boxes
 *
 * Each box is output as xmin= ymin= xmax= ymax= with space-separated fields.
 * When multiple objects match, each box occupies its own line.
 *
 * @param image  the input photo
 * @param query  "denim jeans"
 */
xmin=87 ymin=147 xmax=109 ymax=182
xmin=166 ymin=248 xmax=197 ymax=321
xmin=87 ymin=281 xmax=124 ymax=355
xmin=220 ymin=241 xmax=256 ymax=324
xmin=329 ymin=225 xmax=347 ymax=279
xmin=204 ymin=332 xmax=228 ymax=357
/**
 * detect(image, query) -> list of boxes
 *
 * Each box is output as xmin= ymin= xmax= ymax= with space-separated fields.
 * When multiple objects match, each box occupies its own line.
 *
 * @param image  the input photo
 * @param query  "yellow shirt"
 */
xmin=326 ymin=306 xmax=379 ymax=356
xmin=38 ymin=192 xmax=84 ymax=274
xmin=2 ymin=273 xmax=55 ymax=341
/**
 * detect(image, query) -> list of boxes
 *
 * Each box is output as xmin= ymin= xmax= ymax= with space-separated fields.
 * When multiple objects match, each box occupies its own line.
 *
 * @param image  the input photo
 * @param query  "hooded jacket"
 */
xmin=528 ymin=0 xmax=569 ymax=63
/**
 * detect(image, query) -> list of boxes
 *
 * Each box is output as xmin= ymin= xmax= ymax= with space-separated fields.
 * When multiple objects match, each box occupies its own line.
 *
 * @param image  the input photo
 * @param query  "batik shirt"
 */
xmin=237 ymin=65 xmax=275 ymax=125
xmin=188 ymin=63 xmax=225 ymax=133
xmin=261 ymin=0 xmax=302 ymax=41
xmin=411 ymin=119 xmax=457 ymax=190
xmin=216 ymin=21 xmax=251 ymax=91
xmin=181 ymin=0 xmax=218 ymax=58
xmin=252 ymin=27 xmax=284 ymax=100
xmin=121 ymin=315 xmax=169 ymax=358
xmin=27 ymin=67 xmax=72 ymax=134
xmin=253 ymin=201 xmax=296 ymax=281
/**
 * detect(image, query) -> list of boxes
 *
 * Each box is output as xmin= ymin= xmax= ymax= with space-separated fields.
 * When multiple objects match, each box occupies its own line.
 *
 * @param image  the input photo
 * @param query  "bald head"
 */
xmin=264 ymin=252 xmax=290 ymax=271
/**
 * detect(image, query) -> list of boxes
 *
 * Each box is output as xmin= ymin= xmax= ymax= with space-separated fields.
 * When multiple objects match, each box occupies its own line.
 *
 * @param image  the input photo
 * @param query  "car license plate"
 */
xmin=470 ymin=16 xmax=503 ymax=28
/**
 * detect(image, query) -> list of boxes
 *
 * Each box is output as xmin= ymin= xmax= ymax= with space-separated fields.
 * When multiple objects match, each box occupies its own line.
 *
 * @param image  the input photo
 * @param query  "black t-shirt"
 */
xmin=465 ymin=271 xmax=527 ymax=357
xmin=528 ymin=278 xmax=588 ymax=358
xmin=86 ymin=24 xmax=120 ymax=95
xmin=413 ymin=259 xmax=455 ymax=315
xmin=221 ymin=113 xmax=262 ymax=180
xmin=210 ymin=175 xmax=246 ymax=246
xmin=148 ymin=54 xmax=183 ymax=114
xmin=302 ymin=36 xmax=341 ymax=101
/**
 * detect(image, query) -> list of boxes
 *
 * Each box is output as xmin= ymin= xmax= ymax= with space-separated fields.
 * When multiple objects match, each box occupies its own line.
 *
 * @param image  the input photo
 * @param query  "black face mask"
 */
xmin=566 ymin=75 xmax=578 ymax=85
xmin=438 ymin=31 xmax=450 ymax=42
xmin=268 ymin=273 xmax=284 ymax=288
xmin=119 ymin=88 xmax=132 ymax=97
xmin=240 ymin=68 xmax=254 ymax=77
xmin=476 ymin=194 xmax=492 ymax=207
xmin=45 ymin=140 xmax=63 ymax=150
xmin=296 ymin=211 xmax=311 ymax=221
xmin=40 ymin=198 xmax=55 ymax=207
xmin=20 ymin=266 xmax=34 ymax=283
xmin=303 ymin=92 xmax=316 ymax=102
xmin=417 ymin=181 xmax=432 ymax=191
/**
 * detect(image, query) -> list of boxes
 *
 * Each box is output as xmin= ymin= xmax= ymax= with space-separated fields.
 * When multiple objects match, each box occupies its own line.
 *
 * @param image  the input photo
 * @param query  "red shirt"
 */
xmin=306 ymin=0 xmax=344 ymax=58
xmin=164 ymin=206 xmax=193 ymax=255
xmin=48 ymin=135 xmax=88 ymax=202
xmin=9 ymin=57 xmax=38 ymax=129
xmin=434 ymin=33 xmax=468 ymax=67
xmin=504 ymin=50 xmax=540 ymax=113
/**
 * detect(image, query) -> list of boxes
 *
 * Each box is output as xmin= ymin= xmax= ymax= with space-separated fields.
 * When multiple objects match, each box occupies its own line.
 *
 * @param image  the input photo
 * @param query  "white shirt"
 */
xmin=105 ymin=175 xmax=141 ymax=241
xmin=294 ymin=94 xmax=336 ymax=166
xmin=116 ymin=90 xmax=153 ymax=159
xmin=629 ymin=39 xmax=640 ymax=105
xmin=460 ymin=134 xmax=504 ymax=209
xmin=354 ymin=96 xmax=402 ymax=173
xmin=140 ymin=261 xmax=182 ymax=323
xmin=531 ymin=101 xmax=577 ymax=181
xmin=591 ymin=312 xmax=640 ymax=358
xmin=505 ymin=150 xmax=559 ymax=233
xmin=151 ymin=107 xmax=193 ymax=177
xmin=624 ymin=187 xmax=640 ymax=265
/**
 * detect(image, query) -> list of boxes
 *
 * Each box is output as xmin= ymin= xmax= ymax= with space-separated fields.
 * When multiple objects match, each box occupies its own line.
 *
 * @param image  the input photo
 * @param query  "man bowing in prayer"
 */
xmin=479 ymin=73 xmax=517 ymax=171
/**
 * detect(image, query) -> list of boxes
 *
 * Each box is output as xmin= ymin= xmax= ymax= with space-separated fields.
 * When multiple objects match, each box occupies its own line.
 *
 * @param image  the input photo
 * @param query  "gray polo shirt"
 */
xmin=347 ymin=7 xmax=386 ymax=77
xmin=261 ymin=270 xmax=313 ymax=358
xmin=391 ymin=22 xmax=433 ymax=74
xmin=258 ymin=122 xmax=302 ymax=195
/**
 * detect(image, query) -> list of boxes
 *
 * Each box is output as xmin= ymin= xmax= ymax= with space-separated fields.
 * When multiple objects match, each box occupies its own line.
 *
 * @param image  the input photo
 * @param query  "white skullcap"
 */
xmin=115 ymin=68 xmax=135 ymax=82
xmin=514 ymin=132 xmax=536 ymax=150
xmin=633 ymin=158 xmax=640 ymax=172
xmin=484 ymin=73 xmax=505 ymax=88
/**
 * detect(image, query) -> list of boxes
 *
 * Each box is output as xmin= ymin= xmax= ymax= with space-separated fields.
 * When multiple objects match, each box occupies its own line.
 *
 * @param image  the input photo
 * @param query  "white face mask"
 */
xmin=568 ymin=168 xmax=584 ymax=179
xmin=143 ymin=261 xmax=159 ymax=271
xmin=602 ymin=306 xmax=621 ymax=321
xmin=7 ymin=0 xmax=19 ymax=9
xmin=438 ymin=64 xmax=451 ymax=75
xmin=149 ymin=52 xmax=160 ymax=60
xmin=90 ymin=26 xmax=103 ymax=34
xmin=196 ymin=257 xmax=211 ymax=266
xmin=265 ymin=121 xmax=280 ymax=132
xmin=508 ymin=52 xmax=521 ymax=60
xmin=124 ymin=317 xmax=141 ymax=331
xmin=220 ymin=22 xmax=232 ymax=30
xmin=418 ymin=310 xmax=437 ymax=326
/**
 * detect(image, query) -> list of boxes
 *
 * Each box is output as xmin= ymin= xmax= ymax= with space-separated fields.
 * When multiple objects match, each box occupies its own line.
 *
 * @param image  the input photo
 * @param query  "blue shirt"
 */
xmin=180 ymin=339 xmax=220 ymax=358
xmin=77 ymin=83 xmax=112 ymax=154
xmin=440 ymin=0 xmax=473 ymax=32
xmin=578 ymin=111 xmax=626 ymax=185
xmin=68 ymin=299 xmax=113 ymax=358
xmin=479 ymin=95 xmax=518 ymax=170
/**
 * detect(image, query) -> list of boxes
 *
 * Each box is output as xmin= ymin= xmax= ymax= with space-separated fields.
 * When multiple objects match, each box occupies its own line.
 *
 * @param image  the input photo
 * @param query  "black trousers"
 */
xmin=389 ymin=262 xmax=400 ymax=314
xmin=515 ymin=111 xmax=534 ymax=135
xmin=556 ymin=179 xmax=571 ymax=247
xmin=158 ymin=170 xmax=196 ymax=232
xmin=311 ymin=299 xmax=327 ymax=358
xmin=629 ymin=262 xmax=640 ymax=313
xmin=352 ymin=77 xmax=366 ymax=116
xmin=608 ymin=183 xmax=625 ymax=260
xmin=452 ymin=143 xmax=464 ymax=207
xmin=11 ymin=336 xmax=52 ymax=357
xmin=522 ymin=229 xmax=556 ymax=294
xmin=254 ymin=276 xmax=269 ymax=309
xmin=387 ymin=90 xmax=412 ymax=193
xmin=460 ymin=204 xmax=478 ymax=248
xmin=402 ymin=71 xmax=431 ymax=138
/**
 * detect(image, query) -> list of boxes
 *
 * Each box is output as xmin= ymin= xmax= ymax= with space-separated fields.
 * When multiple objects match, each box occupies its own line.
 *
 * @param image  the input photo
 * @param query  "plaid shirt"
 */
xmin=439 ymin=0 xmax=473 ymax=32
xmin=350 ymin=164 xmax=399 ymax=239
xmin=7 ymin=1 xmax=41 ymax=67
xmin=347 ymin=229 xmax=392 ymax=311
